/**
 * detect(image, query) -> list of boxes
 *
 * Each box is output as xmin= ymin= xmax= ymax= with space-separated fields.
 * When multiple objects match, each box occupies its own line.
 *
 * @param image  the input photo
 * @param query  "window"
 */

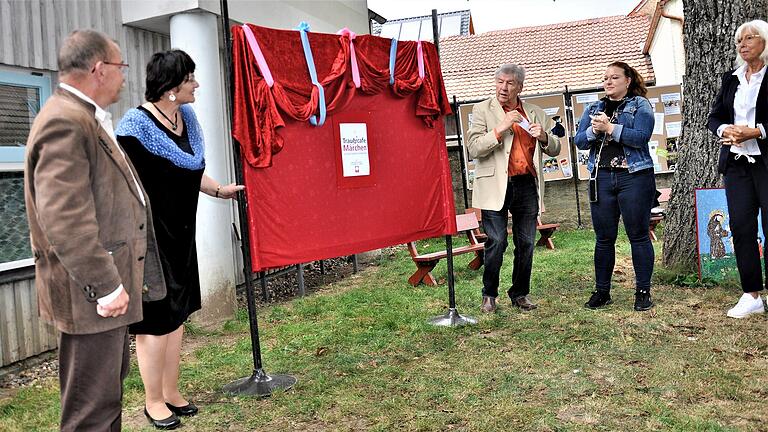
xmin=0 ymin=69 xmax=51 ymax=270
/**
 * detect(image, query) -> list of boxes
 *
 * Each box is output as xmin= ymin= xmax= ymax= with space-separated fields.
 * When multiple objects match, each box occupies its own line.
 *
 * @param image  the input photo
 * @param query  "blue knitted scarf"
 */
xmin=116 ymin=104 xmax=205 ymax=170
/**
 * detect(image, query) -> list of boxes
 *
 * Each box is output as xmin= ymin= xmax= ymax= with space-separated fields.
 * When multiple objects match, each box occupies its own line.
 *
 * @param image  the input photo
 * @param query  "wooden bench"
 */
xmin=406 ymin=213 xmax=484 ymax=287
xmin=465 ymin=207 xmax=560 ymax=250
xmin=649 ymin=188 xmax=671 ymax=241
xmin=535 ymin=218 xmax=560 ymax=250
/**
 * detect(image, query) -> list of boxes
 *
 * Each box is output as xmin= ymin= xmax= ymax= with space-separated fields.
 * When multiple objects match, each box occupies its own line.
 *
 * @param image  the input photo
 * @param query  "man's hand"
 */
xmin=721 ymin=125 xmax=760 ymax=146
xmin=529 ymin=123 xmax=548 ymax=143
xmin=496 ymin=110 xmax=524 ymax=132
xmin=96 ymin=289 xmax=129 ymax=318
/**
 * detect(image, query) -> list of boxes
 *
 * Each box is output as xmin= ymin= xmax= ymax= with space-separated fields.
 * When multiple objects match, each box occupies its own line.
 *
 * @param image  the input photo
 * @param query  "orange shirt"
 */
xmin=500 ymin=104 xmax=536 ymax=177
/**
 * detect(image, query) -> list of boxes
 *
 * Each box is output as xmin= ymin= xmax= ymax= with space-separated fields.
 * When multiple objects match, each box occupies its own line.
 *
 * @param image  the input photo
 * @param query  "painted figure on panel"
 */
xmin=707 ymin=210 xmax=729 ymax=259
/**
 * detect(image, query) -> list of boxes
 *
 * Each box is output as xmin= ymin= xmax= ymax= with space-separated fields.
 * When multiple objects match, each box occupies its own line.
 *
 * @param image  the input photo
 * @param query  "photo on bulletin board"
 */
xmin=695 ymin=188 xmax=764 ymax=282
xmin=521 ymin=94 xmax=573 ymax=182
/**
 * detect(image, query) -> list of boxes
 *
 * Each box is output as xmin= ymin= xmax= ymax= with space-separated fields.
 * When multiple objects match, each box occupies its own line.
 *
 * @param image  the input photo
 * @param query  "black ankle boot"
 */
xmin=634 ymin=290 xmax=653 ymax=311
xmin=585 ymin=290 xmax=612 ymax=309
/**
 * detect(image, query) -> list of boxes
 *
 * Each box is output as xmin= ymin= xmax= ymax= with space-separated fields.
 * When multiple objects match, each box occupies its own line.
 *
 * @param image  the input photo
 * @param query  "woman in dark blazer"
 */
xmin=707 ymin=19 xmax=768 ymax=318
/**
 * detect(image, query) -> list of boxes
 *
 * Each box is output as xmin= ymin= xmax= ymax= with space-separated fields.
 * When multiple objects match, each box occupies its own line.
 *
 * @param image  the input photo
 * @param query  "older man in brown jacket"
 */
xmin=24 ymin=29 xmax=165 ymax=431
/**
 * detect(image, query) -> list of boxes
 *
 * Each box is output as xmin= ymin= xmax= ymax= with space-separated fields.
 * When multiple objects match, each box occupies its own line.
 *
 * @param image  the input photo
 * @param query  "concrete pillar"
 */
xmin=170 ymin=12 xmax=237 ymax=326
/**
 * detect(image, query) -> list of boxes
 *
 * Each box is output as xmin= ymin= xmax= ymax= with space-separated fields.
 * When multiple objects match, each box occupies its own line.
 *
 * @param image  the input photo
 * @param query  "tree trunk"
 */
xmin=662 ymin=0 xmax=768 ymax=270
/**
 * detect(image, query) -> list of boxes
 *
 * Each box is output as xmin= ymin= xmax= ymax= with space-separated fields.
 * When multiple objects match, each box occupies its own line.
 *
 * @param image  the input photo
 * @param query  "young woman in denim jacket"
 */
xmin=574 ymin=61 xmax=656 ymax=311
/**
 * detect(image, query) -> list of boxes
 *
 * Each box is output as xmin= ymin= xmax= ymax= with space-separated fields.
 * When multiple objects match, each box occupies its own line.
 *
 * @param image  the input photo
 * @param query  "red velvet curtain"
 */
xmin=230 ymin=24 xmax=456 ymax=271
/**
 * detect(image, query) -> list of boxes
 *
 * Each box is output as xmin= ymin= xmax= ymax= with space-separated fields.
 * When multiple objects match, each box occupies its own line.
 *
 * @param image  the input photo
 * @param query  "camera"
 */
xmin=588 ymin=177 xmax=598 ymax=203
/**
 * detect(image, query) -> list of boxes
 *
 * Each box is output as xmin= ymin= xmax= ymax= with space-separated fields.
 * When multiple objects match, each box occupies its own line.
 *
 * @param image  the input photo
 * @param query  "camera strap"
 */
xmin=589 ymin=101 xmax=623 ymax=181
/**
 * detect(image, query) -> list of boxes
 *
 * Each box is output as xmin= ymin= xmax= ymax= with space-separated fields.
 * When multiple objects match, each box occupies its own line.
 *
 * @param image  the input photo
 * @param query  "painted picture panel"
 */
xmin=695 ymin=188 xmax=764 ymax=282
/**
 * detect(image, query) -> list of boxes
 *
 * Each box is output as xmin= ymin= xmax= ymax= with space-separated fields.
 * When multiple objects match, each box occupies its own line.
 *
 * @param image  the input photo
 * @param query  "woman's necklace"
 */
xmin=151 ymin=102 xmax=178 ymax=131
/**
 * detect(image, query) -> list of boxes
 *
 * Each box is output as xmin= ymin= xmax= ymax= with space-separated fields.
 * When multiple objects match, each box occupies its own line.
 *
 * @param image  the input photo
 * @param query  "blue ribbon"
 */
xmin=389 ymin=38 xmax=398 ymax=85
xmin=296 ymin=21 xmax=326 ymax=126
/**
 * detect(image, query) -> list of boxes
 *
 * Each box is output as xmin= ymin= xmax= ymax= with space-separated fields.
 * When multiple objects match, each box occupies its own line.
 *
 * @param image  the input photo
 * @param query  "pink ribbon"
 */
xmin=337 ymin=28 xmax=361 ymax=88
xmin=417 ymin=41 xmax=425 ymax=79
xmin=242 ymin=24 xmax=274 ymax=87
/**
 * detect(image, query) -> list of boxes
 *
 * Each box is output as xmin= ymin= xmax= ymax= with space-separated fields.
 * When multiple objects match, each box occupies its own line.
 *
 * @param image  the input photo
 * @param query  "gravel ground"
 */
xmin=0 ymin=354 xmax=58 ymax=390
xmin=0 ymin=254 xmax=370 ymax=391
xmin=239 ymin=256 xmax=360 ymax=308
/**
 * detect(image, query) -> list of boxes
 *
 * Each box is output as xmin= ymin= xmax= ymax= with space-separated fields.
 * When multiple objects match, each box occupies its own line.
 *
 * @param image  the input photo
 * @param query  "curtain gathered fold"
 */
xmin=232 ymin=23 xmax=451 ymax=168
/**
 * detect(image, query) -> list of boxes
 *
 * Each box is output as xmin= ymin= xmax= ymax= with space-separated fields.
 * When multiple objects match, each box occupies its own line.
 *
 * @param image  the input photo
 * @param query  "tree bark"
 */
xmin=662 ymin=0 xmax=768 ymax=270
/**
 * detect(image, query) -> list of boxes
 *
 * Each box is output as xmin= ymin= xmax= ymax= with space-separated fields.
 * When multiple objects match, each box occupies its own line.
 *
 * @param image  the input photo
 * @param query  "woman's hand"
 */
xmin=201 ymin=174 xmax=245 ymax=199
xmin=721 ymin=125 xmax=761 ymax=146
xmin=216 ymin=183 xmax=245 ymax=200
xmin=590 ymin=112 xmax=615 ymax=135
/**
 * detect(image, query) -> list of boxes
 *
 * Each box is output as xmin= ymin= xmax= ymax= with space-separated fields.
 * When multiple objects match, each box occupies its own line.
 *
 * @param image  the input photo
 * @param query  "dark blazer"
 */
xmin=707 ymin=68 xmax=768 ymax=173
xmin=24 ymin=89 xmax=166 ymax=335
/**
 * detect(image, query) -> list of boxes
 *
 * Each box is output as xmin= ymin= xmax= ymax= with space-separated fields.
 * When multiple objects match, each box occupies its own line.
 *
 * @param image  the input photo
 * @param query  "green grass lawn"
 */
xmin=2 ymin=228 xmax=768 ymax=431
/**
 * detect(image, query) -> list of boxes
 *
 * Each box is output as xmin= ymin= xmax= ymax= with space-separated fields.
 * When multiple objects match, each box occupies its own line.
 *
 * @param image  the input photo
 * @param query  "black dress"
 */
xmin=119 ymin=106 xmax=204 ymax=335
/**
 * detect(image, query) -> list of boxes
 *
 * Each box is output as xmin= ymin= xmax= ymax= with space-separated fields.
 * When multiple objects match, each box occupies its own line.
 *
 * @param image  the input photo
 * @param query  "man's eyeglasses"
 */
xmin=736 ymin=34 xmax=762 ymax=45
xmin=91 ymin=61 xmax=130 ymax=73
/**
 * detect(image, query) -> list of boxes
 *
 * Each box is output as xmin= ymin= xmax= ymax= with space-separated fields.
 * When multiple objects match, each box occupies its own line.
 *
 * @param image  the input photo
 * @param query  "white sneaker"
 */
xmin=726 ymin=293 xmax=765 ymax=318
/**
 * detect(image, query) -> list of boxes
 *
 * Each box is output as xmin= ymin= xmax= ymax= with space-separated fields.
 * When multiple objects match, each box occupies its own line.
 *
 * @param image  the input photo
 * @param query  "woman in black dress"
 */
xmin=116 ymin=50 xmax=242 ymax=429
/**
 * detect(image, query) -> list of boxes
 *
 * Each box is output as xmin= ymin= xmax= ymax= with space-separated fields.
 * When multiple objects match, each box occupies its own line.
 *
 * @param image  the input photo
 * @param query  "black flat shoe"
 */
xmin=166 ymin=401 xmax=199 ymax=417
xmin=144 ymin=407 xmax=181 ymax=430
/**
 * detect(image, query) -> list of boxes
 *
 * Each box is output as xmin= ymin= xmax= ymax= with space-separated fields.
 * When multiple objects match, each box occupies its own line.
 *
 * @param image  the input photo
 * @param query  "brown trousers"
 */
xmin=58 ymin=326 xmax=130 ymax=431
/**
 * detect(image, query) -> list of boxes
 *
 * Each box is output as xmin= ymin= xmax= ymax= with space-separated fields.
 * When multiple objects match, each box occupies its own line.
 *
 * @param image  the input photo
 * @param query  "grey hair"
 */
xmin=57 ymin=29 xmax=114 ymax=74
xmin=734 ymin=20 xmax=768 ymax=66
xmin=494 ymin=64 xmax=525 ymax=84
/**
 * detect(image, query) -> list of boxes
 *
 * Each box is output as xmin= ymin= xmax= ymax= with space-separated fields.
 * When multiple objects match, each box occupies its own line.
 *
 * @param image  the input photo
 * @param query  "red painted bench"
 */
xmin=406 ymin=213 xmax=484 ymax=287
xmin=465 ymin=207 xmax=560 ymax=250
xmin=649 ymin=188 xmax=672 ymax=241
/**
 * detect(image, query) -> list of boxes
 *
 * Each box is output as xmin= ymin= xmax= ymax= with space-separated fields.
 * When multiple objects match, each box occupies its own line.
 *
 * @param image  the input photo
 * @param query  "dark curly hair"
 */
xmin=144 ymin=49 xmax=196 ymax=102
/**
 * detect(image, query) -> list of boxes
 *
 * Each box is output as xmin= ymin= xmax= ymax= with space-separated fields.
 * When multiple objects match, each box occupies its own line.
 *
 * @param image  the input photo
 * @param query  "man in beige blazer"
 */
xmin=24 ymin=29 xmax=165 ymax=431
xmin=467 ymin=64 xmax=561 ymax=314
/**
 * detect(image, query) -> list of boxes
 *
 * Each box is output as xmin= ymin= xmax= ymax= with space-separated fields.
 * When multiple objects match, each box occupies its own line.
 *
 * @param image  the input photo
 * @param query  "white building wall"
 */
xmin=227 ymin=0 xmax=368 ymax=34
xmin=648 ymin=0 xmax=685 ymax=85
xmin=122 ymin=0 xmax=369 ymax=35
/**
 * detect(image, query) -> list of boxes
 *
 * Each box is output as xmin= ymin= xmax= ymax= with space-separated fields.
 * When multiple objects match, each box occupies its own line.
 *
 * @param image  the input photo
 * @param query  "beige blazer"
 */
xmin=24 ymin=89 xmax=166 ymax=335
xmin=466 ymin=97 xmax=561 ymax=212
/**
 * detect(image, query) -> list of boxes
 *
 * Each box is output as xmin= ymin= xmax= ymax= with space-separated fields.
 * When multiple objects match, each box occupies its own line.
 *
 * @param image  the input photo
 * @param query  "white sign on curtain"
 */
xmin=339 ymin=123 xmax=370 ymax=177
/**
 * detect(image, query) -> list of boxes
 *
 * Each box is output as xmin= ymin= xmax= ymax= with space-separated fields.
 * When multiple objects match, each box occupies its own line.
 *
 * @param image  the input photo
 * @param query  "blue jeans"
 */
xmin=481 ymin=175 xmax=539 ymax=299
xmin=590 ymin=168 xmax=656 ymax=292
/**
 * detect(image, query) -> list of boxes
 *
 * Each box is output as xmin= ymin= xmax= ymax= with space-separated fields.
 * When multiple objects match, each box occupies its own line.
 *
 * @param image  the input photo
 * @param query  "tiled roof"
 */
xmin=439 ymin=14 xmax=655 ymax=102
xmin=371 ymin=9 xmax=472 ymax=41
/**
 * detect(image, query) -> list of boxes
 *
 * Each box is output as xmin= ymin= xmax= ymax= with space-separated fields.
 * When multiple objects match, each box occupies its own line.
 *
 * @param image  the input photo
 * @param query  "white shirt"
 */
xmin=59 ymin=83 xmax=145 ymax=306
xmin=717 ymin=64 xmax=767 ymax=156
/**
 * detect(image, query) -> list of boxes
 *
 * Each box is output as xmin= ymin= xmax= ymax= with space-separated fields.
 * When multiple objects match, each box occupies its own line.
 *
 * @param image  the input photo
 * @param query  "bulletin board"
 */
xmin=523 ymin=94 xmax=573 ymax=181
xmin=457 ymin=103 xmax=476 ymax=189
xmin=570 ymin=84 xmax=683 ymax=180
xmin=457 ymin=94 xmax=573 ymax=189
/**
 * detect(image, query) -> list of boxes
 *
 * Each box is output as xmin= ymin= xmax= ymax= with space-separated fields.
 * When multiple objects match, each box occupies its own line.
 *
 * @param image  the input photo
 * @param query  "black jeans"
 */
xmin=590 ymin=168 xmax=656 ymax=292
xmin=724 ymin=153 xmax=768 ymax=293
xmin=481 ymin=174 xmax=539 ymax=299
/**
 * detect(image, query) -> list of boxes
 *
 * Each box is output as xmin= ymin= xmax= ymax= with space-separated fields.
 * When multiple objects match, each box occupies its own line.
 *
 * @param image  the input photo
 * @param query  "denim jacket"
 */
xmin=574 ymin=95 xmax=655 ymax=173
